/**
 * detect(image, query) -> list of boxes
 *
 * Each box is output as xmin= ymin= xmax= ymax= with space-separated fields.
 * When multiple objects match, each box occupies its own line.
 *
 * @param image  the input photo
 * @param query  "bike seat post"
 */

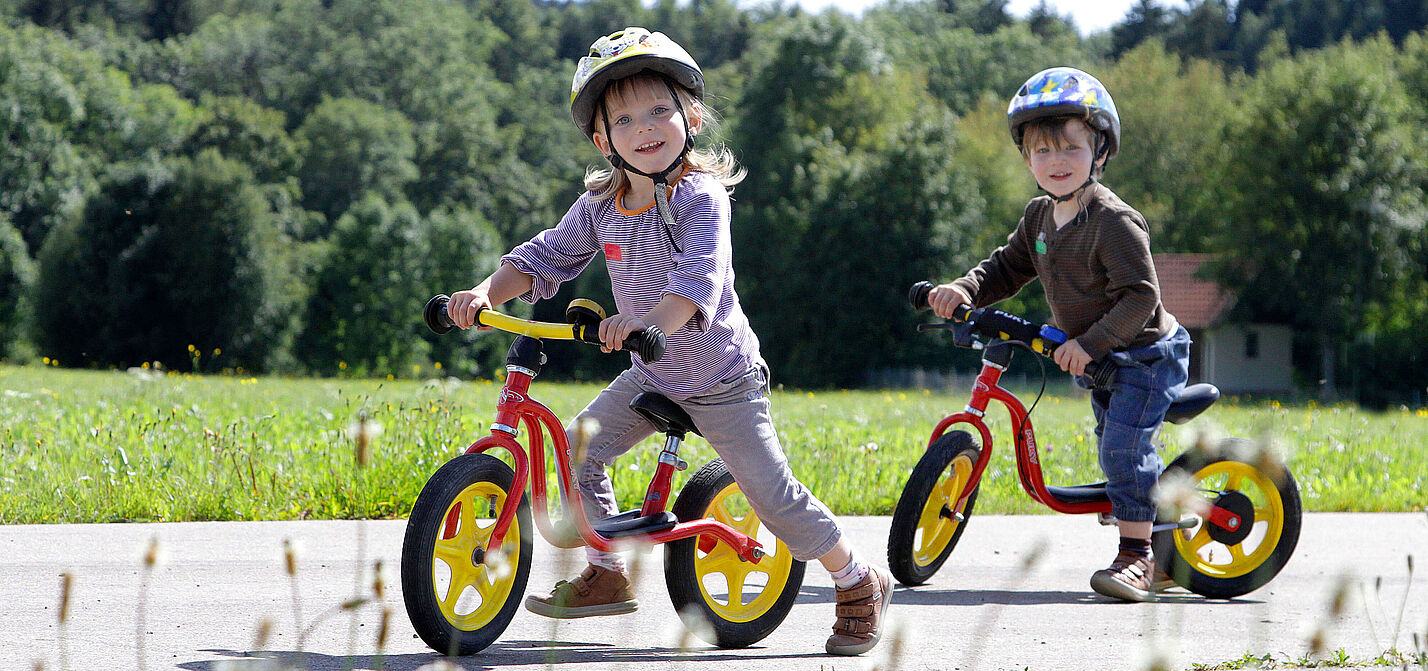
xmin=640 ymin=431 xmax=689 ymax=517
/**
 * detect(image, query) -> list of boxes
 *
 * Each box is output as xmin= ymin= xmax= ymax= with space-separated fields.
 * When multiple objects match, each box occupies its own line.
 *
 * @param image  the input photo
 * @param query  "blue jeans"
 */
xmin=1080 ymin=325 xmax=1191 ymax=522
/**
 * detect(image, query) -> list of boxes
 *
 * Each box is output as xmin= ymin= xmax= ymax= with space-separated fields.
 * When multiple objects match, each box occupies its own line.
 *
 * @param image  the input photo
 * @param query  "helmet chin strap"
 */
xmin=601 ymin=79 xmax=695 ymax=228
xmin=1045 ymin=135 xmax=1110 ymax=203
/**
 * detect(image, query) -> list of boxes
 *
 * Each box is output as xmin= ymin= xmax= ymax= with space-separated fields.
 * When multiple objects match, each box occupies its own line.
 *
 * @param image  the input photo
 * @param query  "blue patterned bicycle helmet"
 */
xmin=1007 ymin=67 xmax=1120 ymax=160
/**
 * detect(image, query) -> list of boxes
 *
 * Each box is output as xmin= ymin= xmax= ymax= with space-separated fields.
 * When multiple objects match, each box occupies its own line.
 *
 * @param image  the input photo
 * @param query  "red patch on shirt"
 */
xmin=603 ymin=243 xmax=622 ymax=261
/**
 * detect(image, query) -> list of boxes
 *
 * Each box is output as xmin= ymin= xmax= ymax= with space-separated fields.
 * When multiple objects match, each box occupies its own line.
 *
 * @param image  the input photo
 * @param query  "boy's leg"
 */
xmin=526 ymin=369 xmax=655 ymax=619
xmin=1095 ymin=328 xmax=1191 ymax=524
xmin=1090 ymin=327 xmax=1191 ymax=601
xmin=680 ymin=362 xmax=889 ymax=655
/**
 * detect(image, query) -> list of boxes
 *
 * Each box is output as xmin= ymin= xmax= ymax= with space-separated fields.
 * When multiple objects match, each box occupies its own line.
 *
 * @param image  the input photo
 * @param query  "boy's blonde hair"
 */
xmin=584 ymin=73 xmax=745 ymax=199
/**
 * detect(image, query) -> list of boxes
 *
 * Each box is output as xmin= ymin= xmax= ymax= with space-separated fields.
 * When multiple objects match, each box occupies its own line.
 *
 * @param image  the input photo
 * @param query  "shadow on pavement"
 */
xmin=184 ymin=640 xmax=834 ymax=671
xmin=883 ymin=585 xmax=1266 ymax=607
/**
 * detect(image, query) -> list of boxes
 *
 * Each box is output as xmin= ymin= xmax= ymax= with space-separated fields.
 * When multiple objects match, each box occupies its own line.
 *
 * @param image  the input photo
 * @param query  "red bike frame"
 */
xmin=456 ymin=365 xmax=768 ymax=561
xmin=928 ymin=358 xmax=1242 ymax=531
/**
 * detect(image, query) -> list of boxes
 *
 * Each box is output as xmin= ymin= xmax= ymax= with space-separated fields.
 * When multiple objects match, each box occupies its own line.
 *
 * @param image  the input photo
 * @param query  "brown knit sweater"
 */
xmin=951 ymin=183 xmax=1177 ymax=360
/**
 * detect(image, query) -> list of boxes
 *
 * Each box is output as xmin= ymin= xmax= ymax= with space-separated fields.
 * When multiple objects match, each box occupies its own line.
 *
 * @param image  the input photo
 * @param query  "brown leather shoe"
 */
xmin=1151 ymin=565 xmax=1178 ymax=592
xmin=825 ymin=567 xmax=892 ymax=655
xmin=1090 ymin=549 xmax=1156 ymax=602
xmin=524 ymin=564 xmax=638 ymax=618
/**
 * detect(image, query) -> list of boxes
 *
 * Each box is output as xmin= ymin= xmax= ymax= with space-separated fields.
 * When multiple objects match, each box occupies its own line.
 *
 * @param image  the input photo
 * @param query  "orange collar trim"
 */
xmin=615 ymin=167 xmax=689 ymax=216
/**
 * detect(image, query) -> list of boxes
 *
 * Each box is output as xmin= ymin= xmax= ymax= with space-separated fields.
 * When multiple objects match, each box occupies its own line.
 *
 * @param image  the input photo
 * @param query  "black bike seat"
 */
xmin=1165 ymin=384 xmax=1220 ymax=425
xmin=629 ymin=392 xmax=702 ymax=437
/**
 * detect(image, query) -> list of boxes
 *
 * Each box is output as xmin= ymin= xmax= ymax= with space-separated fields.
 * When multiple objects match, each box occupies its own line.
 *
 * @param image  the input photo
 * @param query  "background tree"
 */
xmin=293 ymin=195 xmax=501 ymax=377
xmin=1212 ymin=37 xmax=1426 ymax=401
xmin=1102 ymin=41 xmax=1234 ymax=252
xmin=0 ymin=23 xmax=100 ymax=253
xmin=1111 ymin=0 xmax=1174 ymax=58
xmin=34 ymin=151 xmax=291 ymax=370
xmin=293 ymin=96 xmax=418 ymax=228
xmin=0 ymin=215 xmax=36 ymax=359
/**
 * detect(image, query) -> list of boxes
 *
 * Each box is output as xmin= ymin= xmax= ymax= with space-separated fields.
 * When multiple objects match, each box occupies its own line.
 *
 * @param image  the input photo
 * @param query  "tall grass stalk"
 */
xmin=137 ymin=536 xmax=162 ymax=671
xmin=57 ymin=571 xmax=72 ymax=671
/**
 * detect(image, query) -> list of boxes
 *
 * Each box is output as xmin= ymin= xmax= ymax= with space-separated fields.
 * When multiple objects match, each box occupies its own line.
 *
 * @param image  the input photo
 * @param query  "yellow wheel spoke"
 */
xmin=470 ymin=568 xmax=500 ymax=602
xmin=441 ymin=566 xmax=474 ymax=611
xmin=725 ymin=566 xmax=755 ymax=609
xmin=434 ymin=536 xmax=469 ymax=565
xmin=730 ymin=512 xmax=760 ymax=538
xmin=1186 ymin=526 xmax=1213 ymax=555
xmin=918 ymin=498 xmax=946 ymax=533
xmin=1224 ymin=472 xmax=1244 ymax=492
xmin=708 ymin=502 xmax=737 ymax=529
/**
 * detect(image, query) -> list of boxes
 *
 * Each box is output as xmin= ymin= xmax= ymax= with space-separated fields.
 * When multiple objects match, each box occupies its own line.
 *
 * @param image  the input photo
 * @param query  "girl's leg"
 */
xmin=680 ymin=362 xmax=889 ymax=655
xmin=526 ymin=370 xmax=655 ymax=620
xmin=566 ymin=369 xmax=656 ymax=571
xmin=680 ymin=364 xmax=840 ymax=561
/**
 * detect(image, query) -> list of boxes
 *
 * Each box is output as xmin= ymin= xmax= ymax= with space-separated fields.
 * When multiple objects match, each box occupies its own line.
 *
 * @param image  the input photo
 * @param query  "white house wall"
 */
xmin=1202 ymin=324 xmax=1294 ymax=394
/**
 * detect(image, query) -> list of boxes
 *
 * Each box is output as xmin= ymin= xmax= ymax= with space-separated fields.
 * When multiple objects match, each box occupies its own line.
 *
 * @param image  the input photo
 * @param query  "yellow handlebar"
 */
xmin=476 ymin=308 xmax=580 ymax=340
xmin=423 ymin=294 xmax=666 ymax=364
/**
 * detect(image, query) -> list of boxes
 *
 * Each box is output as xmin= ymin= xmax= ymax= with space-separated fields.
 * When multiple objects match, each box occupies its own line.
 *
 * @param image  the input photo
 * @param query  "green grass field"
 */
xmin=1 ymin=364 xmax=1423 ymax=524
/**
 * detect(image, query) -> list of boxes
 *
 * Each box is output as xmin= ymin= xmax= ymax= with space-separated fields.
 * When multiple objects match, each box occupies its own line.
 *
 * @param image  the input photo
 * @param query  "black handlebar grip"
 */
xmin=424 ymin=294 xmax=456 ymax=334
xmin=1082 ymin=360 xmax=1118 ymax=390
xmin=624 ymin=325 xmax=666 ymax=364
xmin=909 ymin=281 xmax=934 ymax=311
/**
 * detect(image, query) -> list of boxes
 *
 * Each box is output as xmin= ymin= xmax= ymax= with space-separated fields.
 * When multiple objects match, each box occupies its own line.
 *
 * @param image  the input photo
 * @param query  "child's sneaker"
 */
xmin=1090 ymin=549 xmax=1156 ymax=602
xmin=825 ymin=566 xmax=892 ymax=655
xmin=1151 ymin=566 xmax=1178 ymax=592
xmin=524 ymin=564 xmax=638 ymax=618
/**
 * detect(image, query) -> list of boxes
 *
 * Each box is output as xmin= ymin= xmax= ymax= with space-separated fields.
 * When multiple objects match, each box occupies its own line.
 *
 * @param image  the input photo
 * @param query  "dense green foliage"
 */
xmin=1 ymin=364 xmax=1423 ymax=523
xmin=0 ymin=0 xmax=1426 ymax=405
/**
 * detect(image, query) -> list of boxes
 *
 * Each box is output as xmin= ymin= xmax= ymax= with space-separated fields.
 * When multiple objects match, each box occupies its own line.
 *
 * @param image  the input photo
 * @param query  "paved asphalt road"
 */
xmin=5 ymin=513 xmax=1424 ymax=671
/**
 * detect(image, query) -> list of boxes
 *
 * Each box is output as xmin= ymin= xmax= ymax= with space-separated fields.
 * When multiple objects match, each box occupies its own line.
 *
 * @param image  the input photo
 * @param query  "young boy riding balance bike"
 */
xmin=926 ymin=67 xmax=1190 ymax=602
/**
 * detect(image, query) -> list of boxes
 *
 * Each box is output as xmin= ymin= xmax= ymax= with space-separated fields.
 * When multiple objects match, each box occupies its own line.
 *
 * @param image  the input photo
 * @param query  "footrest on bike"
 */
xmin=1045 ymin=482 xmax=1108 ymax=505
xmin=593 ymin=509 xmax=679 ymax=539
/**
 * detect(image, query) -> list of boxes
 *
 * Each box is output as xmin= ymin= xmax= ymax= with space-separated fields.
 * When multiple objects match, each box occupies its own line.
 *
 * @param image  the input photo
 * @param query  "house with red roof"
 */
xmin=1155 ymin=254 xmax=1292 ymax=394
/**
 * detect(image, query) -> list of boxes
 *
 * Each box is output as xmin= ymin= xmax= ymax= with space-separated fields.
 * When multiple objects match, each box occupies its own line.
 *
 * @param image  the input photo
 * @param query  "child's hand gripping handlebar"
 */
xmin=424 ymin=294 xmax=667 ymax=364
xmin=908 ymin=281 xmax=1115 ymax=388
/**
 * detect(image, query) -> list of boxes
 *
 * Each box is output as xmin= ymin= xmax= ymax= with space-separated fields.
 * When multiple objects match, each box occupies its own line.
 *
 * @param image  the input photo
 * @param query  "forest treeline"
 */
xmin=1 ymin=0 xmax=1426 ymax=406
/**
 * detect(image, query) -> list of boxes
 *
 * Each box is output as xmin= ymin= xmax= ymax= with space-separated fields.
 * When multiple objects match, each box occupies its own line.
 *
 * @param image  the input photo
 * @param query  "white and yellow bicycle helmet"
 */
xmin=570 ymin=27 xmax=705 ymax=226
xmin=570 ymin=27 xmax=703 ymax=137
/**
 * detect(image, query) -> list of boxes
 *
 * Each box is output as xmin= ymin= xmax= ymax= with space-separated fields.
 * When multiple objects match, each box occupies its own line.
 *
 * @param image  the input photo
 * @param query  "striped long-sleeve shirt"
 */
xmin=951 ymin=183 xmax=1177 ymax=360
xmin=502 ymin=171 xmax=758 ymax=399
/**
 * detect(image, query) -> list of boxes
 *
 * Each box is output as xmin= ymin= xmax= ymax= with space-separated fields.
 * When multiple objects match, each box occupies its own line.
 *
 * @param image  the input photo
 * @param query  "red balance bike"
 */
xmin=886 ymin=282 xmax=1301 ymax=598
xmin=401 ymin=295 xmax=805 ymax=655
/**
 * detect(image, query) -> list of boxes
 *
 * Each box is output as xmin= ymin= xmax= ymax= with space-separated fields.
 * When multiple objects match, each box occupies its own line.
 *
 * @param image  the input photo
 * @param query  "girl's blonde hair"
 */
xmin=584 ymin=73 xmax=746 ymax=199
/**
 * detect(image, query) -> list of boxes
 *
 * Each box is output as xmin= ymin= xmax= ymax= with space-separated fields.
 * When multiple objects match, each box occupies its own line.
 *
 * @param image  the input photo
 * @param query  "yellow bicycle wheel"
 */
xmin=665 ymin=459 xmax=806 ymax=648
xmin=402 ymin=453 xmax=531 ymax=655
xmin=888 ymin=431 xmax=981 ymax=586
xmin=1153 ymin=439 xmax=1301 ymax=599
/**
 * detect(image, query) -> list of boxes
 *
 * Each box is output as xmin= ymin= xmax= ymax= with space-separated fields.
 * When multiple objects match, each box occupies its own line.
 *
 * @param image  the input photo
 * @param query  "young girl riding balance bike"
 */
xmin=434 ymin=28 xmax=889 ymax=655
